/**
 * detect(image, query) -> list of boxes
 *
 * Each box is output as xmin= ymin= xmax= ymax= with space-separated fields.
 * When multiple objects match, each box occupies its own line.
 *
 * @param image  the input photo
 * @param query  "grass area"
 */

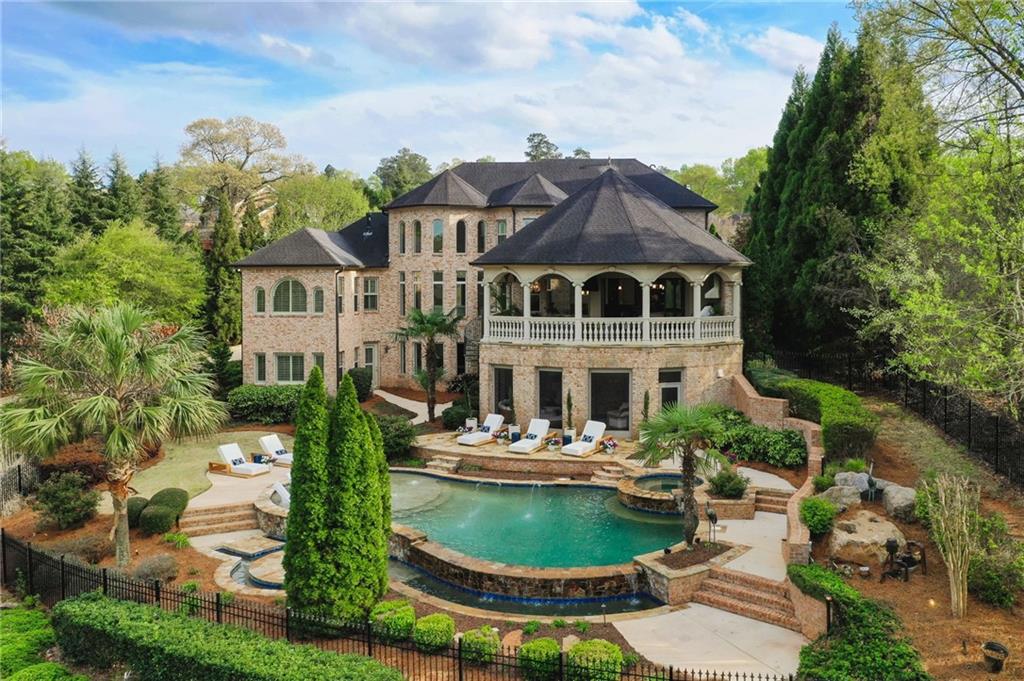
xmin=131 ymin=430 xmax=295 ymax=499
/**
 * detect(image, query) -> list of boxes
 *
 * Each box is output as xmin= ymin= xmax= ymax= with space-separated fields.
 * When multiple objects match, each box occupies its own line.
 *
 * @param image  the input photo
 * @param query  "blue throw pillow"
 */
xmin=231 ymin=457 xmax=244 ymax=466
xmin=526 ymin=433 xmax=537 ymax=440
xmin=582 ymin=435 xmax=594 ymax=443
xmin=480 ymin=426 xmax=490 ymax=433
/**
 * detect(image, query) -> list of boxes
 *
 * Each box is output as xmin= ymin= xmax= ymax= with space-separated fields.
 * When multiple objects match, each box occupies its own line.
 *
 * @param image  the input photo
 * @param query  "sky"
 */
xmin=1 ymin=1 xmax=857 ymax=176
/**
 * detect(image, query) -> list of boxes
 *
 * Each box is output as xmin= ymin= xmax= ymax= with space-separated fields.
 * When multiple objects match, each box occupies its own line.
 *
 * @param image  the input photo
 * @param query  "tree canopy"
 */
xmin=373 ymin=147 xmax=432 ymax=204
xmin=269 ymin=171 xmax=370 ymax=239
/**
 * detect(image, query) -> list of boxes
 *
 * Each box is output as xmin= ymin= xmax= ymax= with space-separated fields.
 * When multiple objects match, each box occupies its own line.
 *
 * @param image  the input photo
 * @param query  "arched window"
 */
xmin=476 ymin=220 xmax=486 ymax=252
xmin=413 ymin=221 xmax=422 ymax=253
xmin=399 ymin=221 xmax=406 ymax=254
xmin=272 ymin=279 xmax=307 ymax=313
xmin=313 ymin=287 xmax=324 ymax=314
xmin=254 ymin=287 xmax=266 ymax=313
xmin=456 ymin=220 xmax=466 ymax=253
xmin=432 ymin=219 xmax=443 ymax=253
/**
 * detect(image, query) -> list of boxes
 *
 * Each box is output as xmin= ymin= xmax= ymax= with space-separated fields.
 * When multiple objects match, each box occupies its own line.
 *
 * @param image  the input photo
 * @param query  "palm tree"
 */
xmin=391 ymin=308 xmax=462 ymax=422
xmin=638 ymin=404 xmax=724 ymax=547
xmin=1 ymin=305 xmax=226 ymax=566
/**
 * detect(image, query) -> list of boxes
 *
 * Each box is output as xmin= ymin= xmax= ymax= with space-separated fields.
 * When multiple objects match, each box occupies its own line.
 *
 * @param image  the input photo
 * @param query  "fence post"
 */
xmin=457 ymin=636 xmax=464 ymax=681
xmin=904 ymin=374 xmax=909 ymax=407
xmin=26 ymin=542 xmax=34 ymax=595
xmin=17 ymin=465 xmax=23 ymax=495
xmin=921 ymin=380 xmax=927 ymax=419
xmin=215 ymin=591 xmax=222 ymax=623
xmin=285 ymin=607 xmax=291 ymax=642
xmin=994 ymin=416 xmax=1000 ymax=471
xmin=846 ymin=353 xmax=853 ymax=390
xmin=365 ymin=618 xmax=373 ymax=657
xmin=558 ymin=651 xmax=565 ymax=680
xmin=60 ymin=554 xmax=66 ymax=601
xmin=101 ymin=568 xmax=108 ymax=596
xmin=154 ymin=579 xmax=161 ymax=608
xmin=825 ymin=595 xmax=833 ymax=636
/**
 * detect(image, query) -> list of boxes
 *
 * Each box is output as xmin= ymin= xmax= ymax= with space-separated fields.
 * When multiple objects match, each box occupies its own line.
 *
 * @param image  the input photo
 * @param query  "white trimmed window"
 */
xmin=276 ymin=354 xmax=305 ymax=383
xmin=432 ymin=218 xmax=443 ymax=253
xmin=313 ymin=287 xmax=324 ymax=314
xmin=399 ymin=272 xmax=407 ymax=316
xmin=313 ymin=352 xmax=324 ymax=373
xmin=496 ymin=219 xmax=508 ymax=244
xmin=363 ymin=277 xmax=379 ymax=311
xmin=456 ymin=220 xmax=466 ymax=253
xmin=412 ymin=342 xmax=422 ymax=373
xmin=255 ymin=353 xmax=266 ymax=383
xmin=414 ymin=221 xmax=422 ymax=253
xmin=337 ymin=277 xmax=344 ymax=314
xmin=456 ymin=271 xmax=467 ymax=316
xmin=272 ymin=279 xmax=307 ymax=313
xmin=476 ymin=220 xmax=486 ymax=252
xmin=254 ymin=287 xmax=266 ymax=313
xmin=399 ymin=342 xmax=407 ymax=374
xmin=433 ymin=271 xmax=444 ymax=312
xmin=399 ymin=221 xmax=406 ymax=254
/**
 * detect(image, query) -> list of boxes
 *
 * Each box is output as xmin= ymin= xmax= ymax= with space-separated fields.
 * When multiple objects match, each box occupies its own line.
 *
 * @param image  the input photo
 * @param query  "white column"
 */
xmin=692 ymin=281 xmax=703 ymax=341
xmin=482 ymin=280 xmax=491 ymax=341
xmin=733 ymin=281 xmax=742 ymax=339
xmin=574 ymin=282 xmax=583 ymax=343
xmin=522 ymin=282 xmax=531 ymax=342
xmin=641 ymin=282 xmax=651 ymax=342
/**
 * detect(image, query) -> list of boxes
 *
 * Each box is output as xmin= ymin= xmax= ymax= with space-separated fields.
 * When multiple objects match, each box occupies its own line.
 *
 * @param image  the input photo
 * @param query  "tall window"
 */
xmin=276 ymin=354 xmax=304 ymax=383
xmin=255 ymin=353 xmax=266 ymax=382
xmin=337 ymin=277 xmax=344 ymax=314
xmin=433 ymin=343 xmax=444 ymax=369
xmin=432 ymin=271 xmax=444 ymax=312
xmin=398 ymin=272 xmax=407 ymax=316
xmin=494 ymin=366 xmax=513 ymax=412
xmin=338 ymin=351 xmax=345 ymax=372
xmin=399 ymin=342 xmax=407 ymax=374
xmin=413 ymin=221 xmax=422 ymax=253
xmin=313 ymin=287 xmax=324 ymax=314
xmin=476 ymin=220 xmax=486 ymax=252
xmin=476 ymin=271 xmax=484 ymax=316
xmin=413 ymin=275 xmax=422 ymax=311
xmin=399 ymin=221 xmax=406 ymax=254
xmin=496 ymin=220 xmax=508 ymax=244
xmin=456 ymin=220 xmax=466 ymax=253
xmin=254 ymin=287 xmax=266 ymax=313
xmin=456 ymin=271 xmax=467 ymax=316
xmin=313 ymin=352 xmax=324 ymax=373
xmin=432 ymin=219 xmax=443 ymax=253
xmin=363 ymin=277 xmax=379 ymax=311
xmin=352 ymin=276 xmax=359 ymax=311
xmin=412 ymin=342 xmax=422 ymax=373
xmin=272 ymin=279 xmax=307 ymax=313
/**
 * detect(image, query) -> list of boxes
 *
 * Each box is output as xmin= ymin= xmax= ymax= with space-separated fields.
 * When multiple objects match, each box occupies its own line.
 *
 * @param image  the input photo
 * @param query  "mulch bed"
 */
xmin=380 ymin=385 xmax=462 ymax=404
xmin=363 ymin=395 xmax=417 ymax=420
xmin=656 ymin=541 xmax=729 ymax=570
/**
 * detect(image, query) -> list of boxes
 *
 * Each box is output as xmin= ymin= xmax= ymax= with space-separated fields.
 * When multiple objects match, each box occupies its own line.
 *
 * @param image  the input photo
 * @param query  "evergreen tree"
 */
xmin=282 ymin=367 xmax=334 ymax=613
xmin=206 ymin=191 xmax=243 ymax=344
xmin=142 ymin=161 xmax=182 ymax=241
xmin=238 ymin=198 xmax=266 ymax=252
xmin=364 ymin=411 xmax=391 ymax=597
xmin=68 ymin=149 xmax=104 ymax=236
xmin=104 ymin=151 xmax=143 ymax=224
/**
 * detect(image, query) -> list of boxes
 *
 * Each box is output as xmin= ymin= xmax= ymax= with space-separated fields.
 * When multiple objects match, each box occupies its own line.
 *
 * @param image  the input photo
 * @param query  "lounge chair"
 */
xmin=508 ymin=418 xmax=551 ymax=454
xmin=561 ymin=421 xmax=606 ymax=457
xmin=271 ymin=482 xmax=291 ymax=509
xmin=258 ymin=434 xmax=293 ymax=466
xmin=456 ymin=414 xmax=504 ymax=446
xmin=209 ymin=443 xmax=272 ymax=477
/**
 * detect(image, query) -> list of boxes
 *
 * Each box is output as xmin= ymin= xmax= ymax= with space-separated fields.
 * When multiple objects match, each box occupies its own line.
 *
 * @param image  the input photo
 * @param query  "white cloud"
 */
xmin=744 ymin=27 xmax=823 ymax=73
xmin=676 ymin=8 xmax=710 ymax=35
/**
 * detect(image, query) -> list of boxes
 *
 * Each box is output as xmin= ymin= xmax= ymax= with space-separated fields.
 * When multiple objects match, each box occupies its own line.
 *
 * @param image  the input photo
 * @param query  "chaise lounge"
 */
xmin=209 ymin=443 xmax=272 ymax=477
xmin=561 ymin=421 xmax=606 ymax=457
xmin=258 ymin=434 xmax=293 ymax=466
xmin=457 ymin=414 xmax=505 ymax=446
xmin=507 ymin=418 xmax=552 ymax=454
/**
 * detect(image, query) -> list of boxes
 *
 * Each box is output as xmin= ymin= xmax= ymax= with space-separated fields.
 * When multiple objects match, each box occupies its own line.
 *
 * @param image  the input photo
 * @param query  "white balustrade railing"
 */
xmin=486 ymin=315 xmax=738 ymax=345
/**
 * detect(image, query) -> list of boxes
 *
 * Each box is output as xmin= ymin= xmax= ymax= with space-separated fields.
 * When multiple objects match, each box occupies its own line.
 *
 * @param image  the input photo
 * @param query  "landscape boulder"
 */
xmin=829 ymin=510 xmax=906 ymax=567
xmin=833 ymin=472 xmax=870 ymax=493
xmin=814 ymin=485 xmax=862 ymax=512
xmin=883 ymin=485 xmax=917 ymax=523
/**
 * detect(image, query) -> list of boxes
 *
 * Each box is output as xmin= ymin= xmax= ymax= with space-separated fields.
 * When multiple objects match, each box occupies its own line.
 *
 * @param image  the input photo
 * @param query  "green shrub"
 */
xmin=708 ymin=467 xmax=749 ymax=499
xmin=441 ymin=403 xmax=472 ymax=430
xmin=461 ymin=626 xmax=500 ymax=665
xmin=813 ymin=475 xmax=834 ymax=493
xmin=130 ymin=554 xmax=178 ymax=582
xmin=0 ymin=609 xmax=56 ymax=677
xmin=565 ymin=639 xmax=624 ymax=681
xmin=552 ymin=618 xmax=567 ymax=628
xmin=800 ymin=497 xmax=838 ymax=535
xmin=34 ymin=472 xmax=100 ymax=529
xmin=745 ymin=364 xmax=796 ymax=395
xmin=573 ymin=620 xmax=590 ymax=634
xmin=413 ymin=613 xmax=455 ymax=653
xmin=41 ymin=534 xmax=111 ymax=564
xmin=374 ymin=414 xmax=417 ymax=460
xmin=163 ymin=532 xmax=190 ymax=550
xmin=9 ymin=662 xmax=88 ymax=681
xmin=914 ymin=486 xmax=934 ymax=527
xmin=841 ymin=457 xmax=867 ymax=473
xmin=227 ymin=384 xmax=303 ymax=423
xmin=523 ymin=620 xmax=541 ymax=635
xmin=369 ymin=600 xmax=416 ymax=641
xmin=149 ymin=488 xmax=189 ymax=517
xmin=967 ymin=512 xmax=1024 ymax=608
xmin=348 ymin=367 xmax=373 ymax=402
xmin=51 ymin=593 xmax=403 ymax=681
xmin=138 ymin=504 xmax=177 ymax=535
xmin=713 ymin=418 xmax=807 ymax=468
xmin=772 ymin=378 xmax=878 ymax=457
xmin=518 ymin=637 xmax=561 ymax=681
xmin=127 ymin=496 xmax=149 ymax=528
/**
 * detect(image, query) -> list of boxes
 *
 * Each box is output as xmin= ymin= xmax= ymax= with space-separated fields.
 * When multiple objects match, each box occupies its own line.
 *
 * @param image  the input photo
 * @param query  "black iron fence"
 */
xmin=1 ymin=462 xmax=39 ymax=513
xmin=0 ymin=531 xmax=794 ymax=681
xmin=758 ymin=351 xmax=1024 ymax=489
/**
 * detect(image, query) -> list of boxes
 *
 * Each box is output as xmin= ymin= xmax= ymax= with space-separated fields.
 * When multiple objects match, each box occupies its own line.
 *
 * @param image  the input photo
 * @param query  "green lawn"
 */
xmin=131 ymin=430 xmax=295 ymax=499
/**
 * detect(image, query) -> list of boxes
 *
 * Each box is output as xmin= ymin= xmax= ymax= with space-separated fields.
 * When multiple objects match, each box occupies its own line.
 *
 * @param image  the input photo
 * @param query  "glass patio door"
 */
xmin=590 ymin=370 xmax=630 ymax=433
xmin=538 ymin=370 xmax=563 ymax=429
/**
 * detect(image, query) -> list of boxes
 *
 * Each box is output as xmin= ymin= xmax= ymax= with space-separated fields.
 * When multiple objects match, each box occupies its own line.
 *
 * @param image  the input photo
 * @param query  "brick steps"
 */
xmin=693 ymin=568 xmax=800 ymax=632
xmin=591 ymin=464 xmax=626 ymax=483
xmin=178 ymin=504 xmax=259 ymax=537
xmin=754 ymin=489 xmax=792 ymax=514
xmin=426 ymin=456 xmax=461 ymax=473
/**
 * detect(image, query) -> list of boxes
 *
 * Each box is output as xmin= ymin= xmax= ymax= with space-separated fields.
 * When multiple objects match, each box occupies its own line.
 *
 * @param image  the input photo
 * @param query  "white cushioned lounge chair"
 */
xmin=211 ymin=443 xmax=271 ymax=477
xmin=271 ymin=482 xmax=291 ymax=509
xmin=561 ymin=421 xmax=606 ymax=457
xmin=456 ymin=414 xmax=504 ymax=446
xmin=258 ymin=434 xmax=293 ymax=466
xmin=508 ymin=418 xmax=551 ymax=454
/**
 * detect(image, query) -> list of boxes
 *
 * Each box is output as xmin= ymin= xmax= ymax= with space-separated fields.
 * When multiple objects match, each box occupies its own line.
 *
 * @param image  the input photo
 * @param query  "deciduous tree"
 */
xmin=372 ymin=148 xmax=432 ymax=204
xmin=268 ymin=172 xmax=370 ymax=239
xmin=525 ymin=133 xmax=562 ymax=161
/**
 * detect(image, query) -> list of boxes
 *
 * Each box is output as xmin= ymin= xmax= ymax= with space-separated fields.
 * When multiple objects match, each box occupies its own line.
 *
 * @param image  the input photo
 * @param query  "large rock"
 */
xmin=814 ymin=485 xmax=862 ymax=512
xmin=883 ymin=485 xmax=917 ymax=522
xmin=834 ymin=471 xmax=870 ymax=493
xmin=829 ymin=510 xmax=906 ymax=567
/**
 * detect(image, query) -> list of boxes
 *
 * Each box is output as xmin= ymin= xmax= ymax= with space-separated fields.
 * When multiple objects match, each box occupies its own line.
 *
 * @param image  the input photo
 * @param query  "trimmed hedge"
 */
xmin=707 ymin=466 xmax=749 ymax=499
xmin=150 ymin=488 xmax=189 ymax=517
xmin=139 ymin=504 xmax=178 ymax=535
xmin=9 ymin=662 xmax=88 ymax=681
xmin=375 ymin=414 xmax=417 ymax=460
xmin=369 ymin=600 xmax=415 ymax=642
xmin=227 ymin=385 xmax=304 ymax=424
xmin=348 ymin=367 xmax=373 ymax=402
xmin=127 ymin=496 xmax=149 ymax=528
xmin=787 ymin=565 xmax=930 ymax=680
xmin=441 ymin=403 xmax=472 ymax=430
xmin=413 ymin=613 xmax=455 ymax=653
xmin=518 ymin=637 xmax=561 ymax=681
xmin=461 ymin=626 xmax=500 ymax=665
xmin=51 ymin=593 xmax=403 ymax=681
xmin=565 ymin=639 xmax=624 ymax=681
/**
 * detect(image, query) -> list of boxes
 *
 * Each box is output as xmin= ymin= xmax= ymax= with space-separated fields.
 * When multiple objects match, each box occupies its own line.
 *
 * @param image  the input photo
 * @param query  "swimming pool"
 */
xmin=390 ymin=472 xmax=683 ymax=568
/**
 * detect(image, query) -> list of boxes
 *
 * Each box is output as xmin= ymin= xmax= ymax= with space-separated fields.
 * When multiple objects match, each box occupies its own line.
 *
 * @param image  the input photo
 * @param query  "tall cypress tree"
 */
xmin=68 ymin=149 xmax=104 ymax=236
xmin=364 ymin=411 xmax=391 ymax=598
xmin=282 ymin=367 xmax=334 ymax=613
xmin=104 ymin=151 xmax=143 ymax=224
xmin=142 ymin=161 xmax=182 ymax=241
xmin=238 ymin=198 xmax=266 ymax=252
xmin=206 ymin=191 xmax=243 ymax=344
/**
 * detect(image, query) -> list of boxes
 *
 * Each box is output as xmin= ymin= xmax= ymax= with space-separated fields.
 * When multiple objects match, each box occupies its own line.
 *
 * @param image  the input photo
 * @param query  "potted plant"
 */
xmin=545 ymin=436 xmax=561 ymax=452
xmin=563 ymin=391 xmax=575 ymax=445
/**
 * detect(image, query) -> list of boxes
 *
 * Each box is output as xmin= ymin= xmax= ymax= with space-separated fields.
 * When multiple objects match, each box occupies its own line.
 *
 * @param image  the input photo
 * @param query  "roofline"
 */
xmin=470 ymin=258 xmax=751 ymax=268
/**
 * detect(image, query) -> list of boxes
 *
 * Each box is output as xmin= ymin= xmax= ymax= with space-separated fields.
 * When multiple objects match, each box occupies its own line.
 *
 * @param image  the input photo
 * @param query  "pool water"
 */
xmin=633 ymin=473 xmax=702 ymax=493
xmin=391 ymin=473 xmax=683 ymax=567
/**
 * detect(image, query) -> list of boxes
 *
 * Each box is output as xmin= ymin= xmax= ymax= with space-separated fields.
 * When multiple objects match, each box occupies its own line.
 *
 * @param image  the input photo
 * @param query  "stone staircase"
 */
xmin=178 ymin=503 xmax=260 ymax=537
xmin=693 ymin=567 xmax=800 ymax=632
xmin=426 ymin=455 xmax=461 ymax=474
xmin=591 ymin=463 xmax=628 ymax=483
xmin=754 ymin=488 xmax=792 ymax=514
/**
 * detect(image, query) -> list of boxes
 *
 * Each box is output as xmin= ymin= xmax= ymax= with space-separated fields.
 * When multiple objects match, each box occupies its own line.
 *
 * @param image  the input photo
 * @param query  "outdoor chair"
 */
xmin=561 ymin=421 xmax=606 ymax=457
xmin=209 ymin=443 xmax=272 ymax=478
xmin=508 ymin=418 xmax=552 ymax=454
xmin=258 ymin=434 xmax=293 ymax=466
xmin=457 ymin=414 xmax=505 ymax=446
xmin=271 ymin=482 xmax=291 ymax=509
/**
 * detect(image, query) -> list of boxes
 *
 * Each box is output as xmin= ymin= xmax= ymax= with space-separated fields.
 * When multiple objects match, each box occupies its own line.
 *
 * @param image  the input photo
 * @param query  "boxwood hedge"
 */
xmin=412 ymin=613 xmax=455 ymax=653
xmin=227 ymin=385 xmax=304 ymax=424
xmin=51 ymin=593 xmax=403 ymax=681
xmin=369 ymin=600 xmax=415 ymax=641
xmin=149 ymin=488 xmax=189 ymax=517
xmin=138 ymin=504 xmax=178 ymax=536
xmin=518 ymin=637 xmax=561 ymax=681
xmin=565 ymin=639 xmax=624 ymax=681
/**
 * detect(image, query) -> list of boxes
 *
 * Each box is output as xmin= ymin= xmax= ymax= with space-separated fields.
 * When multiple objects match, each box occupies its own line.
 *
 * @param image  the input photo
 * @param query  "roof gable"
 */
xmin=489 ymin=173 xmax=568 ymax=207
xmin=234 ymin=227 xmax=364 ymax=268
xmin=386 ymin=169 xmax=487 ymax=208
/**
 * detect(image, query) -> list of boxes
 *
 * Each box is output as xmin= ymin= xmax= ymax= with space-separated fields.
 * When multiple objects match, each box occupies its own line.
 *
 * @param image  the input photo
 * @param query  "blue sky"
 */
xmin=2 ymin=1 xmax=856 ymax=176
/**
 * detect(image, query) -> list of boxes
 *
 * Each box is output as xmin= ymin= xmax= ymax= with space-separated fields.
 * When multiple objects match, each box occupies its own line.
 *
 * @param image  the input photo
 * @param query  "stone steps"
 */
xmin=183 ymin=518 xmax=261 ymax=537
xmin=694 ymin=568 xmax=798 ymax=631
xmin=426 ymin=456 xmax=461 ymax=473
xmin=179 ymin=510 xmax=258 ymax=530
xmin=178 ymin=503 xmax=260 ymax=537
xmin=707 ymin=567 xmax=790 ymax=596
xmin=591 ymin=464 xmax=626 ymax=483
xmin=755 ymin=489 xmax=792 ymax=514
xmin=755 ymin=501 xmax=789 ymax=514
xmin=692 ymin=590 xmax=801 ymax=632
xmin=700 ymin=577 xmax=793 ymax=611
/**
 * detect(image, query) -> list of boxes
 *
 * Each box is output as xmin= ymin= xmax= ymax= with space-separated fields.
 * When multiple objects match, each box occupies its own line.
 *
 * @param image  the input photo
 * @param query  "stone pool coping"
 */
xmin=617 ymin=476 xmax=757 ymax=519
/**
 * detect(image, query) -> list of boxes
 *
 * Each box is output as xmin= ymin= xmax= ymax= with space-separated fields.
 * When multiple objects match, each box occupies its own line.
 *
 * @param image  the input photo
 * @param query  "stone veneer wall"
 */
xmin=255 ymin=486 xmax=288 ymax=539
xmin=479 ymin=341 xmax=741 ymax=438
xmin=617 ymin=479 xmax=756 ymax=519
xmin=634 ymin=542 xmax=748 ymax=604
xmin=412 ymin=448 xmax=618 ymax=477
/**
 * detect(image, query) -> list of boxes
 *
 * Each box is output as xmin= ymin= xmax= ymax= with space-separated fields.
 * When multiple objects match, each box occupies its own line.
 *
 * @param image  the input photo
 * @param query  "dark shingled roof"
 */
xmin=386 ymin=168 xmax=487 ymax=208
xmin=234 ymin=212 xmax=389 ymax=268
xmin=386 ymin=158 xmax=715 ymax=210
xmin=489 ymin=173 xmax=568 ymax=207
xmin=472 ymin=169 xmax=749 ymax=267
